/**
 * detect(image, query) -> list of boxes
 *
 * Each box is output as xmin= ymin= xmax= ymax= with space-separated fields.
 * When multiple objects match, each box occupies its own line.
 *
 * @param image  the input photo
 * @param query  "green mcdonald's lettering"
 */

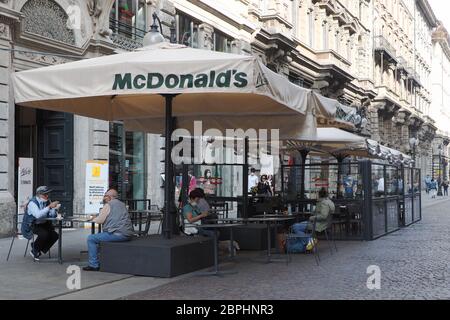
xmin=234 ymin=72 xmax=248 ymax=88
xmin=147 ymin=73 xmax=164 ymax=89
xmin=112 ymin=71 xmax=248 ymax=90
xmin=112 ymin=73 xmax=132 ymax=90
xmin=133 ymin=74 xmax=146 ymax=89
xmin=208 ymin=71 xmax=216 ymax=87
xmin=216 ymin=70 xmax=231 ymax=88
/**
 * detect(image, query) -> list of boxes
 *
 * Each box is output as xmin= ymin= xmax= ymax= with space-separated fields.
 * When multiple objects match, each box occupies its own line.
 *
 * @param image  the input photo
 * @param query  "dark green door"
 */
xmin=37 ymin=111 xmax=74 ymax=217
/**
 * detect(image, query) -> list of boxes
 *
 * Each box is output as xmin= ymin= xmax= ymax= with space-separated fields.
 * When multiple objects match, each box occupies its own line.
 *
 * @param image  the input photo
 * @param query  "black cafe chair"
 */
xmin=286 ymin=218 xmax=320 ymax=266
xmin=7 ymin=216 xmax=51 ymax=261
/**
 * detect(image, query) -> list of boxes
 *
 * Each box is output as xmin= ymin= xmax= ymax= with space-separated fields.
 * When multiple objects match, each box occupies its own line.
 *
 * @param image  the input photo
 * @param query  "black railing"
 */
xmin=109 ymin=18 xmax=145 ymax=51
xmin=281 ymin=161 xmax=421 ymax=241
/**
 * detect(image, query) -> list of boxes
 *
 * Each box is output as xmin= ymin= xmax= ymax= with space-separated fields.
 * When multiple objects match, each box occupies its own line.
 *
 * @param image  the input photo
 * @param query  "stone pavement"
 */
xmin=1 ymin=193 xmax=450 ymax=300
xmin=123 ymin=194 xmax=450 ymax=300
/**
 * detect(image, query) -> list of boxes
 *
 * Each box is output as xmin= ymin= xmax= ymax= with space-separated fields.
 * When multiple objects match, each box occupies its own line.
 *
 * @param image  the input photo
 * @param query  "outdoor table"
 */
xmin=246 ymin=217 xmax=296 ymax=263
xmin=45 ymin=217 xmax=101 ymax=264
xmin=195 ymin=223 xmax=244 ymax=276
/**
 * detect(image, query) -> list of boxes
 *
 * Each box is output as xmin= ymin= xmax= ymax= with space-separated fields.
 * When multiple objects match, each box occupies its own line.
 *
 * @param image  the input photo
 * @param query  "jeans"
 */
xmin=87 ymin=232 xmax=130 ymax=268
xmin=198 ymin=228 xmax=216 ymax=238
xmin=292 ymin=221 xmax=310 ymax=236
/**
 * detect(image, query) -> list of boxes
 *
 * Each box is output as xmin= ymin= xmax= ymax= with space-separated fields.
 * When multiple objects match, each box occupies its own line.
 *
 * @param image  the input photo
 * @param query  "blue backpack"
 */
xmin=21 ymin=197 xmax=49 ymax=240
xmin=286 ymin=224 xmax=311 ymax=253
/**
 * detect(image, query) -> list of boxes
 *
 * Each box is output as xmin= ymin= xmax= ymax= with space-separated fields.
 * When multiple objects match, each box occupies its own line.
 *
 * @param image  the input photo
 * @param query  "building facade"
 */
xmin=1 ymin=0 xmax=449 ymax=236
xmin=430 ymin=22 xmax=450 ymax=180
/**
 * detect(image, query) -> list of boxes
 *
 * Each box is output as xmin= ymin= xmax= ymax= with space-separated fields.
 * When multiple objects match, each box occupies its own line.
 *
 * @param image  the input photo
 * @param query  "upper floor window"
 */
xmin=177 ymin=12 xmax=200 ymax=48
xmin=214 ymin=31 xmax=232 ymax=53
xmin=110 ymin=0 xmax=147 ymax=40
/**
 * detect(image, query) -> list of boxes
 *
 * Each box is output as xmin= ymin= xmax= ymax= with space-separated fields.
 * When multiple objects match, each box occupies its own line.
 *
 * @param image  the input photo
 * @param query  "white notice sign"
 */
xmin=17 ymin=158 xmax=34 ymax=220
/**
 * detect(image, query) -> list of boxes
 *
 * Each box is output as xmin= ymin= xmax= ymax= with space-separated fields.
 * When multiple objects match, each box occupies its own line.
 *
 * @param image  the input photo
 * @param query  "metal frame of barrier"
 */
xmin=281 ymin=160 xmax=421 ymax=241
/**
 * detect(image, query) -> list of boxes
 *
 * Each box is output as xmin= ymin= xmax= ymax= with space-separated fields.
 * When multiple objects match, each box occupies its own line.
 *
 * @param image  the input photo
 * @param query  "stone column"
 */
xmin=197 ymin=23 xmax=214 ymax=50
xmin=0 ymin=13 xmax=16 ymax=237
xmin=368 ymin=104 xmax=382 ymax=142
xmin=73 ymin=117 xmax=109 ymax=214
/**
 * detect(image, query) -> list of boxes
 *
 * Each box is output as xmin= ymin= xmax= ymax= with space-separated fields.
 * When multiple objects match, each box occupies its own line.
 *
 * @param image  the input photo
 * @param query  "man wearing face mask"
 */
xmin=83 ymin=188 xmax=135 ymax=271
xmin=21 ymin=186 xmax=60 ymax=261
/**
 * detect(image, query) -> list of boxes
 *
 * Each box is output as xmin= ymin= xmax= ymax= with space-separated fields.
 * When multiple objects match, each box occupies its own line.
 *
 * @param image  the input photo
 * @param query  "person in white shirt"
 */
xmin=248 ymin=168 xmax=259 ymax=193
xmin=376 ymin=176 xmax=385 ymax=197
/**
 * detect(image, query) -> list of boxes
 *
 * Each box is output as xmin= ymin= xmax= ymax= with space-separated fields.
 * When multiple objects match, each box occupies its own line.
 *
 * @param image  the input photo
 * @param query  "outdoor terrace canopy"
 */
xmin=284 ymin=128 xmax=413 ymax=166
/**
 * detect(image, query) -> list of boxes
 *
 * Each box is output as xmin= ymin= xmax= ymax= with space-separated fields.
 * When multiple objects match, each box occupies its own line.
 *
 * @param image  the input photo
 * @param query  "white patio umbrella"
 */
xmin=12 ymin=42 xmax=336 ymax=237
xmin=14 ymin=42 xmax=334 ymax=138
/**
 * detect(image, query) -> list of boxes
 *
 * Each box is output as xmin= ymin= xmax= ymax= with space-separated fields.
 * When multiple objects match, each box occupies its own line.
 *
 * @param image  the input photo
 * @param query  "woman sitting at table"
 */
xmin=182 ymin=189 xmax=214 ymax=237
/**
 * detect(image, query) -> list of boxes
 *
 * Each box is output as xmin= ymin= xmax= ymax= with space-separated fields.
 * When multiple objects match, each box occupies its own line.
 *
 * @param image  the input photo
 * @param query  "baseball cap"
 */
xmin=36 ymin=186 xmax=53 ymax=195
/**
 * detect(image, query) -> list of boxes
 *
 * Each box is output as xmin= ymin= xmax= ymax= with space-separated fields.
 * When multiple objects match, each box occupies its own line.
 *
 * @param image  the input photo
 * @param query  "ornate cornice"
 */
xmin=417 ymin=0 xmax=438 ymax=28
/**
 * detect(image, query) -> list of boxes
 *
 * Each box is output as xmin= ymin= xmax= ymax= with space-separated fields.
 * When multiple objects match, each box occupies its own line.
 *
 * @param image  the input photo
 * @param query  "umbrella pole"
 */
xmin=162 ymin=94 xmax=176 ymax=239
xmin=242 ymin=137 xmax=249 ymax=218
xmin=335 ymin=154 xmax=347 ymax=199
xmin=299 ymin=149 xmax=309 ymax=200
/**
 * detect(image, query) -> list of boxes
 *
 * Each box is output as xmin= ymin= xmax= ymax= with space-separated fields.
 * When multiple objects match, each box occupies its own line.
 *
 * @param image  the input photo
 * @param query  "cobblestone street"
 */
xmin=123 ymin=195 xmax=450 ymax=300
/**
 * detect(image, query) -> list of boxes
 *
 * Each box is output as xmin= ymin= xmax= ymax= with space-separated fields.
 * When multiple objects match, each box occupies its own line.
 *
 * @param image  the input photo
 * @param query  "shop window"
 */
xmin=109 ymin=122 xmax=145 ymax=201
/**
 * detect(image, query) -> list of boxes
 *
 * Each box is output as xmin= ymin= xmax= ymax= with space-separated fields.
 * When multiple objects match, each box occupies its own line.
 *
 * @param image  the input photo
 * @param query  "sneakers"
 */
xmin=306 ymin=238 xmax=318 ymax=252
xmin=30 ymin=249 xmax=41 ymax=261
xmin=83 ymin=266 xmax=100 ymax=272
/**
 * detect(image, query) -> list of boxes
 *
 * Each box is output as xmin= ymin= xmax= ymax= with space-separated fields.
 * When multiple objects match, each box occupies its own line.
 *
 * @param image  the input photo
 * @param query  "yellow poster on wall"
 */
xmin=85 ymin=160 xmax=109 ymax=214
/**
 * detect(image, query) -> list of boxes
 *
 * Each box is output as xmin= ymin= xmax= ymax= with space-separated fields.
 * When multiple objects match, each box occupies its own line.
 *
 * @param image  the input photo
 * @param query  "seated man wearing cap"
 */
xmin=21 ymin=186 xmax=60 ymax=261
xmin=83 ymin=188 xmax=135 ymax=271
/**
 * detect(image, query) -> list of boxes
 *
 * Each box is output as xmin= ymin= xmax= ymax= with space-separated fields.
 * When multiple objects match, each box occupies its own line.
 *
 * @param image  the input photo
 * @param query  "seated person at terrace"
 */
xmin=22 ymin=186 xmax=60 ymax=261
xmin=182 ymin=189 xmax=214 ymax=237
xmin=83 ymin=189 xmax=135 ymax=272
xmin=292 ymin=188 xmax=335 ymax=235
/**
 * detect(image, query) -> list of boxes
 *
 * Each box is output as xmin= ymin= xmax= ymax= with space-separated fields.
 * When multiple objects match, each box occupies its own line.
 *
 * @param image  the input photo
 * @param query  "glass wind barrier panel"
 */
xmin=281 ymin=162 xmax=364 ymax=240
xmin=413 ymin=168 xmax=422 ymax=222
xmin=386 ymin=166 xmax=400 ymax=232
xmin=404 ymin=167 xmax=413 ymax=225
xmin=371 ymin=164 xmax=386 ymax=237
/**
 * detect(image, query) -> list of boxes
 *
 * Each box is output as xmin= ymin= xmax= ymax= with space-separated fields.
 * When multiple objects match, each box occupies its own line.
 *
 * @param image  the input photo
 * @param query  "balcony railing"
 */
xmin=405 ymin=66 xmax=421 ymax=86
xmin=374 ymin=35 xmax=397 ymax=62
xmin=109 ymin=18 xmax=144 ymax=51
xmin=396 ymin=56 xmax=408 ymax=72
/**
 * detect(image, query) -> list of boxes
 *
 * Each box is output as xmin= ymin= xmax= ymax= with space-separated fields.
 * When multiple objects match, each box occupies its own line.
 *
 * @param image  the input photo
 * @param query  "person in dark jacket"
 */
xmin=83 ymin=188 xmax=134 ymax=271
xmin=22 ymin=186 xmax=60 ymax=261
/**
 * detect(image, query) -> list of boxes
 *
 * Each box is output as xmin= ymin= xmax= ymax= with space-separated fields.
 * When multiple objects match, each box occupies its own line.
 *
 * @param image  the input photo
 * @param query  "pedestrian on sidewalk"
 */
xmin=425 ymin=175 xmax=431 ymax=194
xmin=443 ymin=178 xmax=449 ymax=196
xmin=430 ymin=178 xmax=438 ymax=199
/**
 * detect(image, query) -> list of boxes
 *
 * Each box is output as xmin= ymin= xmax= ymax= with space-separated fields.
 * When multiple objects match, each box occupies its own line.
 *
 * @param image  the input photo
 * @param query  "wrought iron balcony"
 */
xmin=396 ymin=56 xmax=408 ymax=72
xmin=109 ymin=18 xmax=144 ymax=51
xmin=405 ymin=66 xmax=421 ymax=87
xmin=374 ymin=35 xmax=397 ymax=63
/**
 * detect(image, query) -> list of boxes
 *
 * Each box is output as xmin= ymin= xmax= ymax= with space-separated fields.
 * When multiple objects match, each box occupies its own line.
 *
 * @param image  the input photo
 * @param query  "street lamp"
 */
xmin=409 ymin=136 xmax=419 ymax=165
xmin=438 ymin=145 xmax=443 ymax=196
xmin=143 ymin=13 xmax=165 ymax=46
